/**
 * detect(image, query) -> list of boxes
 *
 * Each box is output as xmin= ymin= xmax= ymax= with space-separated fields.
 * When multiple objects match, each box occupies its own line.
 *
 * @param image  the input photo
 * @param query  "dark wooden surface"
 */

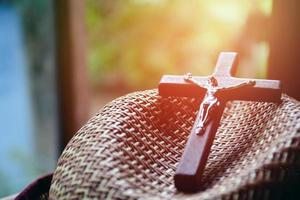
xmin=159 ymin=52 xmax=282 ymax=192
xmin=55 ymin=0 xmax=90 ymax=148
xmin=269 ymin=0 xmax=300 ymax=100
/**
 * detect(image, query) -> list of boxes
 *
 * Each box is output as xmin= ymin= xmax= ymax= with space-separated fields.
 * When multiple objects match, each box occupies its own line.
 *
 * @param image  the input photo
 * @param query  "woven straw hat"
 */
xmin=49 ymin=90 xmax=300 ymax=199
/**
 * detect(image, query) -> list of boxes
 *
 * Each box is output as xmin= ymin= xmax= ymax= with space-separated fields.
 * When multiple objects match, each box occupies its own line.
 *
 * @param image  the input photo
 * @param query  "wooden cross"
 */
xmin=158 ymin=52 xmax=282 ymax=192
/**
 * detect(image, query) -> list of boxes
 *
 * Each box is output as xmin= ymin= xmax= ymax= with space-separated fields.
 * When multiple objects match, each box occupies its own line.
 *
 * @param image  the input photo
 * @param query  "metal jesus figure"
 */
xmin=159 ymin=52 xmax=282 ymax=192
xmin=184 ymin=73 xmax=255 ymax=135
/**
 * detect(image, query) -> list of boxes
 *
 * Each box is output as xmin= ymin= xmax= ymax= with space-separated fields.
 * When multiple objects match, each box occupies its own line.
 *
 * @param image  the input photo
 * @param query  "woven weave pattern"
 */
xmin=49 ymin=90 xmax=300 ymax=200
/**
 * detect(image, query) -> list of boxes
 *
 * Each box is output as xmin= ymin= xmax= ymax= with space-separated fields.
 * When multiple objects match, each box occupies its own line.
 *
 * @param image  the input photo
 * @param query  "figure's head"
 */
xmin=208 ymin=76 xmax=218 ymax=87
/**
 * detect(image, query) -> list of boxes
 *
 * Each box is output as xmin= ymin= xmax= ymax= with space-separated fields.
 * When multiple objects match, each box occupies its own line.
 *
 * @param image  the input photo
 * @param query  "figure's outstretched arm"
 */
xmin=219 ymin=80 xmax=256 ymax=91
xmin=184 ymin=73 xmax=208 ymax=89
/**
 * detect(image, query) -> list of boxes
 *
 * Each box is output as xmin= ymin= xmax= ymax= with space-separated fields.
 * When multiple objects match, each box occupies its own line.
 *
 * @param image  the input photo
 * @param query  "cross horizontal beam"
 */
xmin=159 ymin=75 xmax=282 ymax=102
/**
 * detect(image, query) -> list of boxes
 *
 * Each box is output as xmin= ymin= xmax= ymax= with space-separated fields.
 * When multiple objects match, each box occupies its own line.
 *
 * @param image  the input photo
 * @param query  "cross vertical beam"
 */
xmin=174 ymin=101 xmax=225 ymax=191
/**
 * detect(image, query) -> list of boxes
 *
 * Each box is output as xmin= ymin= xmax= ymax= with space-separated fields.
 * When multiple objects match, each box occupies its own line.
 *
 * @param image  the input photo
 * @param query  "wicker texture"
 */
xmin=49 ymin=90 xmax=300 ymax=200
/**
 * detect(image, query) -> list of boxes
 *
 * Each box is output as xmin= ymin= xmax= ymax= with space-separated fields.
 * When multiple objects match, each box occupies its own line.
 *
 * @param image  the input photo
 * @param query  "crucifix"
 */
xmin=158 ymin=52 xmax=282 ymax=192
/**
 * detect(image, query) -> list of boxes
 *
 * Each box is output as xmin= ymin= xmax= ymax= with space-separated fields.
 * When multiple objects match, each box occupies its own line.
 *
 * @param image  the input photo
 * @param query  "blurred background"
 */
xmin=0 ymin=0 xmax=299 ymax=197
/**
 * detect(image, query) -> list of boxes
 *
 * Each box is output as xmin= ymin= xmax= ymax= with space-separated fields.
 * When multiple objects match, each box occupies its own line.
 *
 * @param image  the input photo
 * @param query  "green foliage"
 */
xmin=12 ymin=0 xmax=55 ymax=75
xmin=86 ymin=0 xmax=271 ymax=90
xmin=87 ymin=0 xmax=244 ymax=88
